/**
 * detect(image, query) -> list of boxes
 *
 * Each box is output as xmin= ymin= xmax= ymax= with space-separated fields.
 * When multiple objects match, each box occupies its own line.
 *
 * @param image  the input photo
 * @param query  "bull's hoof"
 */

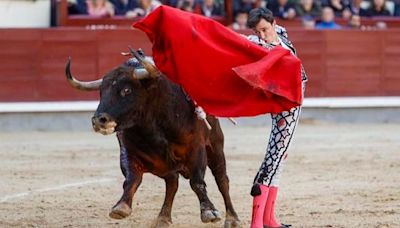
xmin=201 ymin=209 xmax=222 ymax=223
xmin=109 ymin=202 xmax=132 ymax=219
xmin=224 ymin=218 xmax=241 ymax=228
xmin=151 ymin=216 xmax=172 ymax=228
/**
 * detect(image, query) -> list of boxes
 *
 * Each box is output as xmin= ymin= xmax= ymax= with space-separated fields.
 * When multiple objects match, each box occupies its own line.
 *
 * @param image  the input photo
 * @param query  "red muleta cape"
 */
xmin=133 ymin=6 xmax=302 ymax=117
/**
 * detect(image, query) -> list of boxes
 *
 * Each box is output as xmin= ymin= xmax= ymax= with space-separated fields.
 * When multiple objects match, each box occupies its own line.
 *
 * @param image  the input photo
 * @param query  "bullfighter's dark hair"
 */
xmin=247 ymin=7 xmax=275 ymax=29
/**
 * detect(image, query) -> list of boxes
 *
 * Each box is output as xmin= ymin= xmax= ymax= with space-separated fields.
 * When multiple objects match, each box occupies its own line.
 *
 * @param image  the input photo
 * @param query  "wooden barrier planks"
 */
xmin=324 ymin=30 xmax=382 ymax=96
xmin=289 ymin=30 xmax=325 ymax=97
xmin=382 ymin=31 xmax=400 ymax=95
xmin=0 ymin=28 xmax=400 ymax=102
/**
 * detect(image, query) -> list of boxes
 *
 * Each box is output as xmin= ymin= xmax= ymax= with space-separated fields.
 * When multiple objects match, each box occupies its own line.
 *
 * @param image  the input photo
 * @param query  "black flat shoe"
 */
xmin=264 ymin=224 xmax=292 ymax=228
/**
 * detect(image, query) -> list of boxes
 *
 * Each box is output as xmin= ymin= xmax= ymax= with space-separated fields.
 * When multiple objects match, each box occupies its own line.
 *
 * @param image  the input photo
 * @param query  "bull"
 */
xmin=65 ymin=48 xmax=240 ymax=227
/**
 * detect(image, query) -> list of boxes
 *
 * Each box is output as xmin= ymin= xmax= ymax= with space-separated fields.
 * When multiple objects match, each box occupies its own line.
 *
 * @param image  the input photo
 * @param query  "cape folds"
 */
xmin=133 ymin=6 xmax=302 ymax=117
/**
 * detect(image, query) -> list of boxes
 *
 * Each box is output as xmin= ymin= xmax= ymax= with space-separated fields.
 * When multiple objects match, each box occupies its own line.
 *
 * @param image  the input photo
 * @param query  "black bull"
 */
xmin=65 ymin=49 xmax=240 ymax=228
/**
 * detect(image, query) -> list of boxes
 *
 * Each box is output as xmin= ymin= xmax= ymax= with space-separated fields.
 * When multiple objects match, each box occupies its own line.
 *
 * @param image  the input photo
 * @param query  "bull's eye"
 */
xmin=120 ymin=88 xmax=132 ymax=97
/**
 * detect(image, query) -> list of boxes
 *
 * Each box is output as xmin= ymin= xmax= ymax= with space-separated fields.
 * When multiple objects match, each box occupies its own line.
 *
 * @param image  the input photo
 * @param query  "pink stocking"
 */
xmin=250 ymin=184 xmax=269 ymax=228
xmin=263 ymin=186 xmax=281 ymax=227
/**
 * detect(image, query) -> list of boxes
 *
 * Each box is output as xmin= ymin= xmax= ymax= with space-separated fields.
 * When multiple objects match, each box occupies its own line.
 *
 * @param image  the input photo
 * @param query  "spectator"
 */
xmin=234 ymin=0 xmax=256 ymax=16
xmin=87 ymin=0 xmax=115 ymax=17
xmin=375 ymin=21 xmax=388 ymax=29
xmin=67 ymin=0 xmax=88 ymax=14
xmin=267 ymin=0 xmax=297 ymax=20
xmin=230 ymin=10 xmax=249 ymax=30
xmin=395 ymin=0 xmax=400 ymax=16
xmin=295 ymin=0 xmax=322 ymax=18
xmin=164 ymin=0 xmax=179 ymax=7
xmin=109 ymin=0 xmax=139 ymax=16
xmin=315 ymin=7 xmax=342 ymax=29
xmin=197 ymin=0 xmax=224 ymax=17
xmin=347 ymin=14 xmax=361 ymax=28
xmin=323 ymin=0 xmax=352 ymax=18
xmin=350 ymin=0 xmax=367 ymax=15
xmin=302 ymin=14 xmax=316 ymax=29
xmin=128 ymin=0 xmax=162 ymax=18
xmin=361 ymin=0 xmax=391 ymax=16
xmin=178 ymin=0 xmax=196 ymax=11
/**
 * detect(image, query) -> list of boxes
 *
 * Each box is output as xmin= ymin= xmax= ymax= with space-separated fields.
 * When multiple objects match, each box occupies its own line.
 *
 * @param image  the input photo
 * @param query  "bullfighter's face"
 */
xmin=253 ymin=18 xmax=278 ymax=44
xmin=92 ymin=66 xmax=155 ymax=135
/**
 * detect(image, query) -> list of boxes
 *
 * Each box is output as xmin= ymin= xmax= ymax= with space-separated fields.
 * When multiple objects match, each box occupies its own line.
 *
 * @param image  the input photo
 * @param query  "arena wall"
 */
xmin=0 ymin=28 xmax=399 ymax=102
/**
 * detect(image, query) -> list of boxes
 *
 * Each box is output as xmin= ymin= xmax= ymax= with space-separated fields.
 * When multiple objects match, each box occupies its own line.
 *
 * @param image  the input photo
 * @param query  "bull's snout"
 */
xmin=92 ymin=113 xmax=111 ymax=125
xmin=92 ymin=113 xmax=117 ymax=135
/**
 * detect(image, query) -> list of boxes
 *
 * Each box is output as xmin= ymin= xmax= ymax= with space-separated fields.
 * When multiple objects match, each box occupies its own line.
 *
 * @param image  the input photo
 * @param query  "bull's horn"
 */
xmin=132 ymin=57 xmax=157 ymax=79
xmin=133 ymin=68 xmax=150 ymax=79
xmin=128 ymin=47 xmax=161 ymax=78
xmin=65 ymin=57 xmax=102 ymax=91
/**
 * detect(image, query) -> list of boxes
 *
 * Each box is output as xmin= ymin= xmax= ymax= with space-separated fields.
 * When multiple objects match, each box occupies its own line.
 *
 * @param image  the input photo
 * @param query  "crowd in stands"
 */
xmin=67 ymin=0 xmax=162 ymax=17
xmin=66 ymin=0 xmax=222 ymax=18
xmin=65 ymin=0 xmax=400 ymax=29
xmin=230 ymin=0 xmax=398 ymax=29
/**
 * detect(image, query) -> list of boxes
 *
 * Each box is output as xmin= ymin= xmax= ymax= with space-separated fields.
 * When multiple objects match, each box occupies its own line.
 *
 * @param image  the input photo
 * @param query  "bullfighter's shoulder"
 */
xmin=275 ymin=25 xmax=288 ymax=39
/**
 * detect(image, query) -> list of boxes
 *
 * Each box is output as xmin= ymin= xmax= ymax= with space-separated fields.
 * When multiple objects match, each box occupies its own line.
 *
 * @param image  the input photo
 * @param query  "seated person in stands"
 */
xmin=233 ymin=0 xmax=256 ymax=16
xmin=302 ymin=14 xmax=316 ymax=29
xmin=295 ymin=0 xmax=322 ymax=18
xmin=375 ymin=21 xmax=388 ymax=29
xmin=395 ymin=0 xmax=400 ymax=16
xmin=350 ymin=0 xmax=367 ymax=16
xmin=128 ymin=0 xmax=162 ymax=18
xmin=322 ymin=0 xmax=352 ymax=19
xmin=316 ymin=6 xmax=342 ymax=29
xmin=109 ymin=0 xmax=139 ymax=16
xmin=67 ymin=0 xmax=88 ymax=14
xmin=176 ymin=0 xmax=197 ymax=12
xmin=267 ymin=0 xmax=297 ymax=20
xmin=87 ymin=0 xmax=115 ymax=16
xmin=347 ymin=14 xmax=361 ymax=28
xmin=360 ymin=0 xmax=392 ymax=16
xmin=197 ymin=0 xmax=224 ymax=17
xmin=230 ymin=10 xmax=249 ymax=30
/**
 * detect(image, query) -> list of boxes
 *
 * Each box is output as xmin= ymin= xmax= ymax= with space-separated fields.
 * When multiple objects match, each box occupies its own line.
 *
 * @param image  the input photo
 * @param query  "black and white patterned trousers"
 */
xmin=254 ymin=83 xmax=305 ymax=187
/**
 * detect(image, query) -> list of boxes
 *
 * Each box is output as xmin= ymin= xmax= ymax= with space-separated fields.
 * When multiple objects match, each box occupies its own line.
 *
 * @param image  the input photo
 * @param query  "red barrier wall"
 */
xmin=0 ymin=28 xmax=399 ymax=102
xmin=290 ymin=29 xmax=400 ymax=97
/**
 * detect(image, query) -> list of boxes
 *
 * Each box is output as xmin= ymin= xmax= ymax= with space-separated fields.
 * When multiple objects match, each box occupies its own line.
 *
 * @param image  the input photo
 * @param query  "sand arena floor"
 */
xmin=0 ymin=122 xmax=399 ymax=228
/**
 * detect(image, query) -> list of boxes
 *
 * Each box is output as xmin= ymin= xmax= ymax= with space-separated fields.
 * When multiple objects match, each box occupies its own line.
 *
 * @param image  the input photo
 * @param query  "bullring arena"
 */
xmin=1 ymin=117 xmax=399 ymax=227
xmin=1 ymin=0 xmax=400 ymax=227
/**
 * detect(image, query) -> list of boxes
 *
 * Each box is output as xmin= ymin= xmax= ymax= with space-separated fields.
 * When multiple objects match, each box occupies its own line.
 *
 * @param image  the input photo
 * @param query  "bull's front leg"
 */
xmin=152 ymin=173 xmax=179 ymax=228
xmin=189 ymin=147 xmax=222 ymax=223
xmin=109 ymin=133 xmax=143 ymax=219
